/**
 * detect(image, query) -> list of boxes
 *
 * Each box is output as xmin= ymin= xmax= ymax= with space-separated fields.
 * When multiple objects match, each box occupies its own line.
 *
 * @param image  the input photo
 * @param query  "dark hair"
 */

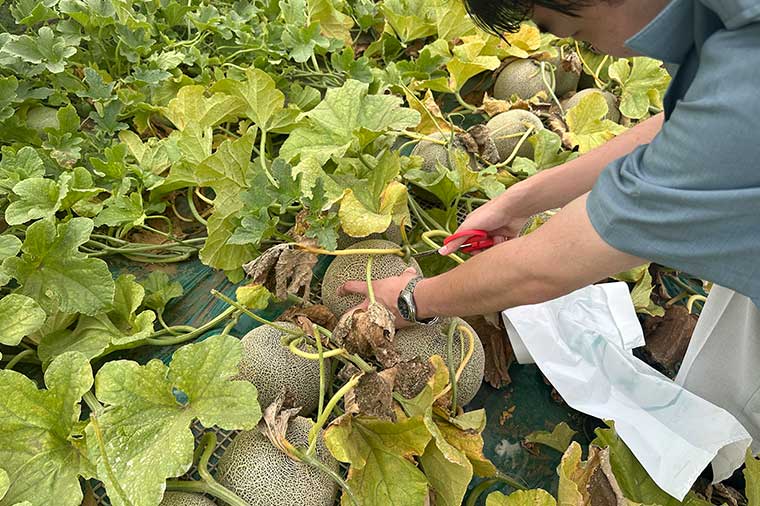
xmin=463 ymin=0 xmax=591 ymax=35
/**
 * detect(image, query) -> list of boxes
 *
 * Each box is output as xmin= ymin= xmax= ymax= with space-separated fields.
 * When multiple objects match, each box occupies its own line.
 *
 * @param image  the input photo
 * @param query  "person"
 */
xmin=339 ymin=0 xmax=760 ymax=446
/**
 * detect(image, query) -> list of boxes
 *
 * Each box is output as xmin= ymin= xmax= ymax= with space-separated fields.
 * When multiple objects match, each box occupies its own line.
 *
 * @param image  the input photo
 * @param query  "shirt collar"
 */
xmin=624 ymin=0 xmax=695 ymax=64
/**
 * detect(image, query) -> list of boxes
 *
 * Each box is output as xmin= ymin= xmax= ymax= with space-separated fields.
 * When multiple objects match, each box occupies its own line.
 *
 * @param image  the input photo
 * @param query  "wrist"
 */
xmin=413 ymin=277 xmax=436 ymax=320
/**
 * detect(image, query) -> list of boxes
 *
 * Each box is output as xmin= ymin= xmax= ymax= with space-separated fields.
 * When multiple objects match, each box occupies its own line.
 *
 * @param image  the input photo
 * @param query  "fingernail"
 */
xmin=438 ymin=247 xmax=447 ymax=255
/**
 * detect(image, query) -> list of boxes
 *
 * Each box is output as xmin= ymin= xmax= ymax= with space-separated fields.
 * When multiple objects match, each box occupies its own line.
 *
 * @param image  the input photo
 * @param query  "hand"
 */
xmin=439 ymin=190 xmax=534 ymax=255
xmin=338 ymin=267 xmax=419 ymax=328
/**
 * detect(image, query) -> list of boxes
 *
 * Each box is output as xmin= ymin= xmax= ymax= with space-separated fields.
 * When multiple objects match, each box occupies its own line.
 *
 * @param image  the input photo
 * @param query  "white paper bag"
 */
xmin=501 ymin=283 xmax=751 ymax=500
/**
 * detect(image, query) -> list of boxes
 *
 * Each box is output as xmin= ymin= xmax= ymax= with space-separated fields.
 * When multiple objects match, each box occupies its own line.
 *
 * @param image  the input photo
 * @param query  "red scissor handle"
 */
xmin=443 ymin=229 xmax=495 ymax=254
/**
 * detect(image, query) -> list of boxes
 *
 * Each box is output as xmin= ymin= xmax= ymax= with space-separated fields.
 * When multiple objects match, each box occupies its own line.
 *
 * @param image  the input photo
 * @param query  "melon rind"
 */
xmin=238 ymin=322 xmax=322 ymax=415
xmin=321 ymin=240 xmax=420 ymax=318
xmin=486 ymin=110 xmax=545 ymax=161
xmin=493 ymin=59 xmax=555 ymax=101
xmin=394 ymin=318 xmax=485 ymax=406
xmin=215 ymin=417 xmax=339 ymax=506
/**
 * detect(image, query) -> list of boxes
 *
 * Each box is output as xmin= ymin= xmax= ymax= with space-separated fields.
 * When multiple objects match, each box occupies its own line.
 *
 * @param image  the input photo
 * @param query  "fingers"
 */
xmin=403 ymin=267 xmax=417 ymax=275
xmin=338 ymin=280 xmax=368 ymax=297
xmin=439 ymin=236 xmax=468 ymax=256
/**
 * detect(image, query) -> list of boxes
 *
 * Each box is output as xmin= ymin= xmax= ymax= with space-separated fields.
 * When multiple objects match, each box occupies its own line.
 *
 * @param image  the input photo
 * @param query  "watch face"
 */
xmin=397 ymin=295 xmax=411 ymax=321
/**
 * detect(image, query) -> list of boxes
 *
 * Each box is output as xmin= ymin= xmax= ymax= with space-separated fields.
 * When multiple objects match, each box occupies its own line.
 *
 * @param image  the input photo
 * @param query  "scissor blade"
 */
xmin=413 ymin=243 xmax=473 ymax=258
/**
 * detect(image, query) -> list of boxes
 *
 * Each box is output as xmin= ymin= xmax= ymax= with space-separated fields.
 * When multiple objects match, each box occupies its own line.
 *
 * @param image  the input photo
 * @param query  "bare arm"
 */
xmin=509 ymin=112 xmax=664 ymax=216
xmin=340 ymin=193 xmax=647 ymax=322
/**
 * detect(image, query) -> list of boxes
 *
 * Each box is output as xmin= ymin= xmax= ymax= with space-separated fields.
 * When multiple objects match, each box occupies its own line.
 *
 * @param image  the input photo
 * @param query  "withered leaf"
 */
xmin=278 ymin=304 xmax=339 ymax=332
xmin=347 ymin=371 xmax=397 ymax=422
xmin=337 ymin=303 xmax=399 ymax=368
xmin=258 ymin=389 xmax=303 ymax=460
xmin=467 ymin=124 xmax=500 ymax=165
xmin=394 ymin=357 xmax=435 ymax=399
xmin=243 ymin=243 xmax=289 ymax=285
xmin=274 ymin=246 xmax=318 ymax=300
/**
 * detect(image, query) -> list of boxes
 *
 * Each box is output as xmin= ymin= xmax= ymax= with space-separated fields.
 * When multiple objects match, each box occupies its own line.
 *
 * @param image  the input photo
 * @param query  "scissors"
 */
xmin=413 ymin=229 xmax=495 ymax=258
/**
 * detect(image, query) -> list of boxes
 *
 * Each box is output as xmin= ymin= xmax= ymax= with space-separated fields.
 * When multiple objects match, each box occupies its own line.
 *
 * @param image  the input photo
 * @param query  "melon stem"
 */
xmin=366 ymin=256 xmax=376 ymax=305
xmin=210 ymin=290 xmax=305 ymax=338
xmin=315 ymin=326 xmax=326 ymax=421
xmin=287 ymin=442 xmax=360 ymax=506
xmin=435 ymin=324 xmax=475 ymax=405
xmin=421 ymin=230 xmax=464 ymax=264
xmin=295 ymin=243 xmax=404 ymax=257
xmin=166 ymin=433 xmax=249 ymax=506
xmin=308 ymin=375 xmax=361 ymax=456
xmin=445 ymin=320 xmax=459 ymax=413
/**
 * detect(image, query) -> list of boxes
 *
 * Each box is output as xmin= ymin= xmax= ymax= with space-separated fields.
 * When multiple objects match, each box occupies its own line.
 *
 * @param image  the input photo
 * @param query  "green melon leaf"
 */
xmin=565 ymin=92 xmax=627 ymax=154
xmin=608 ymin=57 xmax=671 ymax=120
xmin=0 ymin=235 xmax=22 ymax=261
xmin=2 ymin=218 xmax=115 ymax=315
xmin=324 ymin=415 xmax=432 ymax=506
xmin=446 ymin=36 xmax=501 ymax=92
xmin=280 ymin=80 xmax=420 ymax=165
xmin=487 ymin=489 xmax=557 ymax=506
xmin=140 ymin=271 xmax=184 ymax=315
xmin=5 ymin=177 xmax=67 ymax=226
xmin=86 ymin=334 xmax=261 ymax=506
xmin=236 ymin=284 xmax=272 ymax=310
xmin=420 ymin=409 xmax=473 ymax=506
xmin=2 ymin=26 xmax=77 ymax=73
xmin=592 ymin=424 xmax=711 ymax=506
xmin=213 ymin=68 xmax=285 ymax=131
xmin=0 ymin=76 xmax=18 ymax=122
xmin=39 ymin=274 xmax=156 ymax=362
xmin=380 ymin=0 xmax=438 ymax=43
xmin=0 ymin=352 xmax=94 ymax=506
xmin=0 ymin=294 xmax=46 ymax=346
xmin=525 ymin=422 xmax=577 ymax=453
xmin=612 ymin=264 xmax=664 ymax=317
xmin=163 ymin=85 xmax=242 ymax=132
xmin=0 ymin=146 xmax=45 ymax=196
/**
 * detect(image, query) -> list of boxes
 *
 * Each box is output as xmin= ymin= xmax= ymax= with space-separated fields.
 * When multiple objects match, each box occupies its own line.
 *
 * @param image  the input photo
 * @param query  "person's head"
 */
xmin=463 ymin=0 xmax=670 ymax=57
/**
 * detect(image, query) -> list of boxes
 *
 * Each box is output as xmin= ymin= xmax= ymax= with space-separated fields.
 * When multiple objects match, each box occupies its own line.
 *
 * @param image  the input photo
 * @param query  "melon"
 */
xmin=160 ymin=492 xmax=216 ymax=506
xmin=486 ymin=110 xmax=545 ymax=161
xmin=215 ymin=417 xmax=339 ymax=506
xmin=411 ymin=132 xmax=477 ymax=172
xmin=238 ymin=323 xmax=323 ymax=415
xmin=562 ymin=88 xmax=620 ymax=123
xmin=394 ymin=318 xmax=484 ymax=405
xmin=493 ymin=59 xmax=555 ymax=101
xmin=549 ymin=52 xmax=581 ymax=97
xmin=336 ymin=224 xmax=403 ymax=250
xmin=321 ymin=240 xmax=420 ymax=318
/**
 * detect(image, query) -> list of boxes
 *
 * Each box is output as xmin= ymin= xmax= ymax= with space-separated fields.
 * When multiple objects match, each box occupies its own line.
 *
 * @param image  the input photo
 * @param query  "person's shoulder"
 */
xmin=698 ymin=0 xmax=760 ymax=29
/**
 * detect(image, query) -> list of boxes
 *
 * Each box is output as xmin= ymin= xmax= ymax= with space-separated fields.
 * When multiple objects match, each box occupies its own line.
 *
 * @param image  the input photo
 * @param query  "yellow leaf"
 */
xmin=404 ymin=89 xmax=451 ymax=135
xmin=503 ymin=24 xmax=541 ymax=58
xmin=565 ymin=92 xmax=627 ymax=153
xmin=308 ymin=0 xmax=354 ymax=44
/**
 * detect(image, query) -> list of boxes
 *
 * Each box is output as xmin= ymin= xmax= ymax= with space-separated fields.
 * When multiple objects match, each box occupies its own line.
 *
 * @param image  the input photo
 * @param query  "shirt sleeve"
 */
xmin=586 ymin=22 xmax=760 ymax=302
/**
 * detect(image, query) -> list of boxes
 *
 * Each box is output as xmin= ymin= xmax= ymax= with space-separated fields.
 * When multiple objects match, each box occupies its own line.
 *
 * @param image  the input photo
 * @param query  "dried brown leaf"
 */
xmin=394 ymin=357 xmax=435 ymax=399
xmin=258 ymin=389 xmax=303 ymax=459
xmin=334 ymin=303 xmax=399 ymax=367
xmin=278 ymin=304 xmax=339 ymax=332
xmin=243 ymin=243 xmax=289 ymax=285
xmin=480 ymin=93 xmax=512 ymax=116
xmin=464 ymin=315 xmax=513 ymax=388
xmin=348 ymin=371 xmax=397 ymax=421
xmin=467 ymin=124 xmax=500 ymax=165
xmin=642 ymin=305 xmax=697 ymax=376
xmin=274 ymin=246 xmax=318 ymax=300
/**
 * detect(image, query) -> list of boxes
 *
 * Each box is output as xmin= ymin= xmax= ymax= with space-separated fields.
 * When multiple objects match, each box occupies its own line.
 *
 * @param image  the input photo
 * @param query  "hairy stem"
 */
xmin=307 ymin=375 xmax=360 ymax=455
xmin=446 ymin=320 xmax=459 ymax=414
xmin=296 ymin=244 xmax=404 ymax=257
xmin=211 ymin=290 xmax=305 ymax=338
xmin=366 ymin=256 xmax=376 ymax=304
xmin=3 ymin=349 xmax=36 ymax=370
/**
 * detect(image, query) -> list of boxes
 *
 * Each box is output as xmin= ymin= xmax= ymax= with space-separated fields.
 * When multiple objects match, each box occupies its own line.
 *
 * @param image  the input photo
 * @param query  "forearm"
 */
xmin=414 ymin=194 xmax=646 ymax=318
xmin=510 ymin=113 xmax=664 ymax=215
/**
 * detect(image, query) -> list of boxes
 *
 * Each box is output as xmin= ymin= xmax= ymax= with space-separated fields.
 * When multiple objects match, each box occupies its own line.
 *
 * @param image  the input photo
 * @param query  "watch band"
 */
xmin=401 ymin=276 xmax=439 ymax=325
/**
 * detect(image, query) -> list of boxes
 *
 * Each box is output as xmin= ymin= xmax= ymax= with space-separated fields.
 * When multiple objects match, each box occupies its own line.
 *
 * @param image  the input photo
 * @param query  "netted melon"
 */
xmin=159 ymin=492 xmax=216 ymax=506
xmin=486 ymin=110 xmax=545 ymax=161
xmin=493 ymin=59 xmax=555 ymax=101
xmin=411 ymin=132 xmax=477 ymax=172
xmin=394 ymin=318 xmax=484 ymax=405
xmin=238 ymin=322 xmax=322 ymax=415
xmin=215 ymin=417 xmax=339 ymax=506
xmin=563 ymin=88 xmax=620 ymax=123
xmin=336 ymin=224 xmax=403 ymax=250
xmin=321 ymin=239 xmax=420 ymax=318
xmin=549 ymin=52 xmax=581 ymax=97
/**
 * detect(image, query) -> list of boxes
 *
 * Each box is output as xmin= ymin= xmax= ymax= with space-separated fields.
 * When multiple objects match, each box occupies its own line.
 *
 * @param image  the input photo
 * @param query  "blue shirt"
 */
xmin=586 ymin=0 xmax=760 ymax=307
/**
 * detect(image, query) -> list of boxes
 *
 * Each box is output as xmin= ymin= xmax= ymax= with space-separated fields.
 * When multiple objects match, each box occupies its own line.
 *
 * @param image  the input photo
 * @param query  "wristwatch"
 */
xmin=397 ymin=276 xmax=439 ymax=325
